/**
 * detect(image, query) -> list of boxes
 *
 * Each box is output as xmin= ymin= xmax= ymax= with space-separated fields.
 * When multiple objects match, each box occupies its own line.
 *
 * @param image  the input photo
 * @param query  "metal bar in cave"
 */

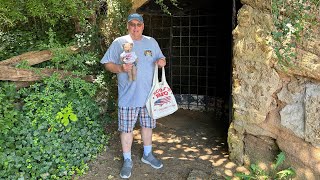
xmin=196 ymin=11 xmax=200 ymax=109
xmin=188 ymin=14 xmax=191 ymax=110
xmin=169 ymin=16 xmax=173 ymax=89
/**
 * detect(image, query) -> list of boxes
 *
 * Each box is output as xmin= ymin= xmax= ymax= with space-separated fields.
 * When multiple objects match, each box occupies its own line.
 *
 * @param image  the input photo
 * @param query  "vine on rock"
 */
xmin=271 ymin=0 xmax=319 ymax=68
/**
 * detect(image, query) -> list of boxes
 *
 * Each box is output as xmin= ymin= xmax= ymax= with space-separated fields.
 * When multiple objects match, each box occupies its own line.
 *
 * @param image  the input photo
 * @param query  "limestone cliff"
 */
xmin=230 ymin=0 xmax=320 ymax=179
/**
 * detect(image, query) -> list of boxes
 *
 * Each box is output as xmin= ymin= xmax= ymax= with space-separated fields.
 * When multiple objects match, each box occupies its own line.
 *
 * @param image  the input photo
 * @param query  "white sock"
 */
xmin=143 ymin=145 xmax=152 ymax=156
xmin=123 ymin=152 xmax=131 ymax=161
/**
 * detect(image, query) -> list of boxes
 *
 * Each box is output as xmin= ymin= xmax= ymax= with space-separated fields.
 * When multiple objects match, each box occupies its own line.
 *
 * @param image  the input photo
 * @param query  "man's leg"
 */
xmin=139 ymin=107 xmax=163 ymax=169
xmin=141 ymin=127 xmax=152 ymax=146
xmin=119 ymin=132 xmax=133 ymax=179
xmin=141 ymin=127 xmax=152 ymax=156
xmin=118 ymin=107 xmax=138 ymax=179
xmin=121 ymin=132 xmax=133 ymax=158
xmin=141 ymin=127 xmax=163 ymax=169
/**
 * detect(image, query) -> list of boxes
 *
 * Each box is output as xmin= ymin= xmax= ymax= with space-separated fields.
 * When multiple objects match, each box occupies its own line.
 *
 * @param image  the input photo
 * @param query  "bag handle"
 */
xmin=161 ymin=65 xmax=167 ymax=83
xmin=153 ymin=64 xmax=159 ymax=85
xmin=153 ymin=64 xmax=167 ymax=84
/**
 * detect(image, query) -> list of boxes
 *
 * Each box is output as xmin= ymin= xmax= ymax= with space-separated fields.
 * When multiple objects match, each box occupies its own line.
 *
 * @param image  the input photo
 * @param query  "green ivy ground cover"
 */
xmin=0 ymin=75 xmax=110 ymax=179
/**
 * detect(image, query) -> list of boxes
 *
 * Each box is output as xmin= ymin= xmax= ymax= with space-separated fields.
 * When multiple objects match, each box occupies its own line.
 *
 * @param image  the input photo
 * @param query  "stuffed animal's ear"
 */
xmin=122 ymin=43 xmax=133 ymax=48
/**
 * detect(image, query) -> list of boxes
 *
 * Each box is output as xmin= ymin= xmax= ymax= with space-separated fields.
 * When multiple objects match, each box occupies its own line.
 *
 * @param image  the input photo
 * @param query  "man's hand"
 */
xmin=156 ymin=58 xmax=166 ymax=68
xmin=121 ymin=63 xmax=133 ymax=72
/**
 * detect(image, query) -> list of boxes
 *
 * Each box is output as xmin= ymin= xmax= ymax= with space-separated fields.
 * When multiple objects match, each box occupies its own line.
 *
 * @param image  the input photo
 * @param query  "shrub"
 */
xmin=0 ymin=75 xmax=109 ymax=179
xmin=235 ymin=151 xmax=296 ymax=180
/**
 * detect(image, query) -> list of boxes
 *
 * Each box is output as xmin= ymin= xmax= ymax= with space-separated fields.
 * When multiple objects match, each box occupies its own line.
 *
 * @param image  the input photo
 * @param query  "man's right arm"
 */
xmin=104 ymin=62 xmax=132 ymax=73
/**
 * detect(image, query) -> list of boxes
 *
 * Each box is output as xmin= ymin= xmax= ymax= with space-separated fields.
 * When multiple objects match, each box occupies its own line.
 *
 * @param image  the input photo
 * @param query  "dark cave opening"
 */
xmin=137 ymin=0 xmax=236 ymax=133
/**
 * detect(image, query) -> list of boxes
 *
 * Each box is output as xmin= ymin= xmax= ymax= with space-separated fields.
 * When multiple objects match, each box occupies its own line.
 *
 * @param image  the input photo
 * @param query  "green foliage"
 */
xmin=235 ymin=151 xmax=296 ymax=180
xmin=74 ymin=23 xmax=100 ymax=51
xmin=0 ymin=30 xmax=44 ymax=60
xmin=271 ymin=0 xmax=319 ymax=68
xmin=0 ymin=26 xmax=75 ymax=61
xmin=0 ymin=1 xmax=27 ymax=28
xmin=50 ymin=50 xmax=102 ymax=76
xmin=0 ymin=75 xmax=109 ymax=179
xmin=0 ymin=0 xmax=101 ymax=61
xmin=0 ymin=0 xmax=136 ymax=178
xmin=0 ymin=0 xmax=93 ymax=30
xmin=56 ymin=102 xmax=78 ymax=130
xmin=0 ymin=82 xmax=21 ymax=135
xmin=155 ymin=0 xmax=181 ymax=15
xmin=100 ymin=0 xmax=132 ymax=48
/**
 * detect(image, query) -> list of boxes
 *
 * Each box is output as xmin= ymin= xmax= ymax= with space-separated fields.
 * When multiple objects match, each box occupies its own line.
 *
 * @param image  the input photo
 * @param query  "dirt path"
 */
xmin=76 ymin=109 xmax=247 ymax=180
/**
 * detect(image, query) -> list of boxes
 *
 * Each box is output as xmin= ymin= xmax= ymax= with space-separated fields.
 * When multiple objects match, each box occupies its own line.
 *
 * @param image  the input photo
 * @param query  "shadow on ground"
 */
xmin=76 ymin=109 xmax=248 ymax=180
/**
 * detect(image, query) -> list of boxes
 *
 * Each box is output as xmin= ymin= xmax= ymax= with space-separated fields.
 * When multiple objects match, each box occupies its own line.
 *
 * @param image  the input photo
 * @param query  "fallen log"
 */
xmin=0 ymin=50 xmax=53 ymax=66
xmin=0 ymin=46 xmax=79 ymax=66
xmin=0 ymin=65 xmax=95 ymax=82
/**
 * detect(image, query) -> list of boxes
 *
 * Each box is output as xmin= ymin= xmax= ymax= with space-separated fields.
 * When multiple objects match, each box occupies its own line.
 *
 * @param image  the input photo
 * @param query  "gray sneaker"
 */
xmin=120 ymin=159 xmax=133 ymax=179
xmin=141 ymin=153 xmax=163 ymax=169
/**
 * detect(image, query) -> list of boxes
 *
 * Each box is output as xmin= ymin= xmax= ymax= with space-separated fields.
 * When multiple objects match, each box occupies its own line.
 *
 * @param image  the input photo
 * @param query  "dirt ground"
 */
xmin=76 ymin=109 xmax=248 ymax=180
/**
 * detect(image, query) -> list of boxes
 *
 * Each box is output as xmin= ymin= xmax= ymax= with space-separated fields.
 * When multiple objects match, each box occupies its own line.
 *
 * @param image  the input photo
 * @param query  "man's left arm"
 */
xmin=156 ymin=58 xmax=166 ymax=68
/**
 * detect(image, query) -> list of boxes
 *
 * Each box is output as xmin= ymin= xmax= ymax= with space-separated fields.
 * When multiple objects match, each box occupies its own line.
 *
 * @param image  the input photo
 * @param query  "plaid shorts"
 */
xmin=118 ymin=106 xmax=156 ymax=133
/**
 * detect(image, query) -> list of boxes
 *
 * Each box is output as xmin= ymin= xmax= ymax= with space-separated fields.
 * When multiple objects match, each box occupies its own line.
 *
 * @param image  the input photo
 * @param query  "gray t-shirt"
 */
xmin=100 ymin=35 xmax=165 ymax=107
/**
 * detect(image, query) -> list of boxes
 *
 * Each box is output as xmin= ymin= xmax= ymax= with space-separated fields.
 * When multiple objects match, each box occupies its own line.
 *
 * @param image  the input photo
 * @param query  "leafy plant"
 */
xmin=0 ymin=0 xmax=149 ymax=179
xmin=271 ymin=0 xmax=319 ymax=68
xmin=0 ymin=0 xmax=94 ymax=30
xmin=235 ymin=151 xmax=296 ymax=180
xmin=56 ymin=102 xmax=78 ymax=131
xmin=100 ymin=0 xmax=132 ymax=48
xmin=155 ymin=0 xmax=181 ymax=15
xmin=0 ymin=75 xmax=109 ymax=179
xmin=0 ymin=82 xmax=21 ymax=135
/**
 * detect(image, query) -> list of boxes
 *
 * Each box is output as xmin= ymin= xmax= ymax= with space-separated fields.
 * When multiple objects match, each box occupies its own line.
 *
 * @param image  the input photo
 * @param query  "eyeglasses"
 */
xmin=129 ymin=22 xmax=143 ymax=28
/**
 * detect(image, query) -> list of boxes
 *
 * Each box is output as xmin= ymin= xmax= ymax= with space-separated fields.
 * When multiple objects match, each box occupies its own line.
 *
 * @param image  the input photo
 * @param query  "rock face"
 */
xmin=230 ymin=0 xmax=320 ymax=179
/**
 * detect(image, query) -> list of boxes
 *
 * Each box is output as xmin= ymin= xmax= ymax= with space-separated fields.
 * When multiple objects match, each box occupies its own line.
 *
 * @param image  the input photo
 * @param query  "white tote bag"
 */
xmin=146 ymin=64 xmax=178 ymax=119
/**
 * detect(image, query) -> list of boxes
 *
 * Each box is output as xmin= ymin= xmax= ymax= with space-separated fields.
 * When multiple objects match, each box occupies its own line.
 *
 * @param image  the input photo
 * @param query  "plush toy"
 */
xmin=120 ymin=42 xmax=138 ymax=81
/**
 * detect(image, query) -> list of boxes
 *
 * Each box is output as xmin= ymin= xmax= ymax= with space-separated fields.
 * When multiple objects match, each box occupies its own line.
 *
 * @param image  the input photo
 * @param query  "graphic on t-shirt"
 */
xmin=144 ymin=50 xmax=152 ymax=57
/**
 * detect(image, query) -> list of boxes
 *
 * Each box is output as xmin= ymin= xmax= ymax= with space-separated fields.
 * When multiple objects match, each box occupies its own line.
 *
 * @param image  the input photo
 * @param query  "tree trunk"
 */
xmin=0 ymin=65 xmax=95 ymax=82
xmin=0 ymin=46 xmax=78 ymax=66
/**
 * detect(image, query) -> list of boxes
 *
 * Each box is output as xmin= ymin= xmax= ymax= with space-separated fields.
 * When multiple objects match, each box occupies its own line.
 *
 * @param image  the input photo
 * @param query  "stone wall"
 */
xmin=230 ymin=0 xmax=320 ymax=179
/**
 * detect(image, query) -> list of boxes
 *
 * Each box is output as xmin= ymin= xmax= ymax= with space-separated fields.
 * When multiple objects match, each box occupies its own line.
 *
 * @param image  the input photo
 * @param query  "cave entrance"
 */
xmin=137 ymin=0 xmax=234 ymax=124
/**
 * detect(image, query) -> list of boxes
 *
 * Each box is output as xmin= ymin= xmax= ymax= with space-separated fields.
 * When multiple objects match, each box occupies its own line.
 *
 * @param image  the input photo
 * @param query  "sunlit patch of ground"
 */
xmin=77 ymin=109 xmax=249 ymax=180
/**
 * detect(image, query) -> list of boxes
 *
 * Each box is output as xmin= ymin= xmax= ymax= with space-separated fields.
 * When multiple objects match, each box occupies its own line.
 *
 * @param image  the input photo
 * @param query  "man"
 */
xmin=100 ymin=13 xmax=166 ymax=179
